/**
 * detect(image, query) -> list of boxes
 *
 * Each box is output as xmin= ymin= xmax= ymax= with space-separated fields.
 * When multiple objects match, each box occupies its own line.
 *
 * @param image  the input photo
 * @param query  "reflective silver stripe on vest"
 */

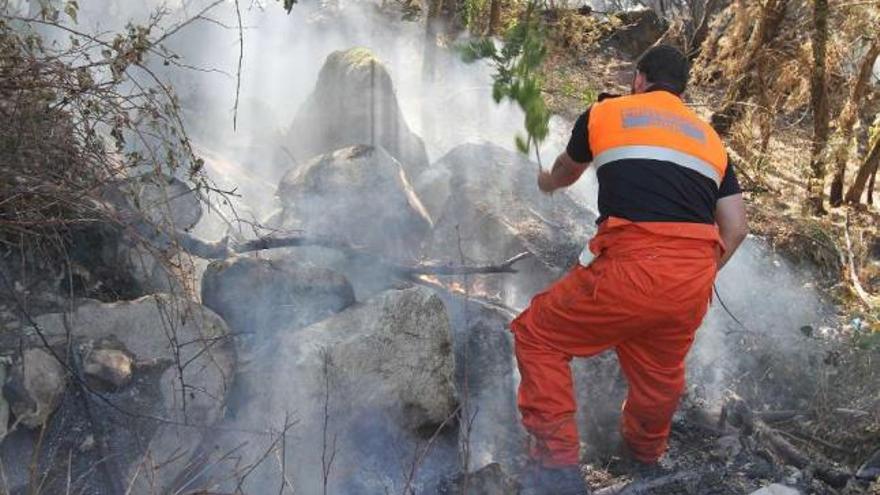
xmin=592 ymin=145 xmax=721 ymax=185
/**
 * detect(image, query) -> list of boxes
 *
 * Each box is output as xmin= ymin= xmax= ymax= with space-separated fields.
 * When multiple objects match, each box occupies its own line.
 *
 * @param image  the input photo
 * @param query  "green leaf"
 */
xmin=455 ymin=0 xmax=549 ymax=154
xmin=515 ymin=134 xmax=530 ymax=153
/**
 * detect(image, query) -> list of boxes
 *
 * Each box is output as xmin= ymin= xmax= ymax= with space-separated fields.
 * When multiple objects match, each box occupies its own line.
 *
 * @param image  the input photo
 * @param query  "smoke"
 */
xmin=688 ymin=237 xmax=834 ymax=406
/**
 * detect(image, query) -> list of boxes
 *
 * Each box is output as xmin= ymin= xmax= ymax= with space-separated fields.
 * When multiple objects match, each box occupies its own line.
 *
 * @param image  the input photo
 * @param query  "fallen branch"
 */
xmin=721 ymin=394 xmax=852 ymax=488
xmin=161 ymin=227 xmax=534 ymax=277
xmin=843 ymin=213 xmax=875 ymax=309
xmin=593 ymin=470 xmax=701 ymax=495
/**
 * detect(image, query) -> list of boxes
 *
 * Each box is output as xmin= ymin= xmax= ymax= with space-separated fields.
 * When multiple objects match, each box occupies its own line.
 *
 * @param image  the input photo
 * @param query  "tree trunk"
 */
xmin=688 ymin=0 xmax=720 ymax=60
xmin=488 ymin=0 xmax=502 ymax=36
xmin=806 ymin=0 xmax=830 ymax=214
xmin=421 ymin=0 xmax=445 ymax=145
xmin=868 ymin=166 xmax=877 ymax=205
xmin=827 ymin=38 xmax=880 ymax=206
xmin=844 ymin=138 xmax=880 ymax=204
xmin=709 ymin=0 xmax=789 ymax=136
xmin=422 ymin=0 xmax=446 ymax=84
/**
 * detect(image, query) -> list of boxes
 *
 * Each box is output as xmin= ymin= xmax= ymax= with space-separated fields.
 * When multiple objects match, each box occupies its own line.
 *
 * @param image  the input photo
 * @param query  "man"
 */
xmin=514 ymin=45 xmax=748 ymax=494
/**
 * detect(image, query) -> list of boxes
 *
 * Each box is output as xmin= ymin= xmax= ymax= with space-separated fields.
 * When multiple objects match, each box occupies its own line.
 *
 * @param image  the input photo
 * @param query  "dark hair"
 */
xmin=636 ymin=45 xmax=689 ymax=95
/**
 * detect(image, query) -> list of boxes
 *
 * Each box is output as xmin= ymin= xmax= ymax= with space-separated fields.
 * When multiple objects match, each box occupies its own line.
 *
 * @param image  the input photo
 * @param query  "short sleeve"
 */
xmin=718 ymin=162 xmax=742 ymax=198
xmin=566 ymin=109 xmax=592 ymax=163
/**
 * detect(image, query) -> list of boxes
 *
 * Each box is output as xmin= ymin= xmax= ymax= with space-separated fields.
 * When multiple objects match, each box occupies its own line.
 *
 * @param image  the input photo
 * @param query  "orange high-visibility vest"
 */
xmin=588 ymin=90 xmax=728 ymax=186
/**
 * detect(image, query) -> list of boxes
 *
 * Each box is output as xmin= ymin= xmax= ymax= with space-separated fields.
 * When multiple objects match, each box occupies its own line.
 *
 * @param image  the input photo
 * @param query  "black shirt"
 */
xmin=565 ymin=96 xmax=741 ymax=225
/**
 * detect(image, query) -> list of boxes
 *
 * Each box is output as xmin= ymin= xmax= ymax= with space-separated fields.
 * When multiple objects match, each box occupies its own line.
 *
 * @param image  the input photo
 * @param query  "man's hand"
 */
xmin=538 ymin=169 xmax=555 ymax=194
xmin=715 ymin=193 xmax=748 ymax=270
xmin=537 ymin=151 xmax=589 ymax=194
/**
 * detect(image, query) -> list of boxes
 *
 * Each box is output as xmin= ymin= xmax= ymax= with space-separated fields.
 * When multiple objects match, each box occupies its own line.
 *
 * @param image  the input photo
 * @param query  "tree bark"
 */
xmin=806 ymin=0 xmax=831 ymax=214
xmin=688 ymin=0 xmax=720 ymax=60
xmin=709 ymin=0 xmax=789 ymax=136
xmin=422 ymin=0 xmax=446 ymax=84
xmin=488 ymin=0 xmax=502 ymax=35
xmin=828 ymin=38 xmax=880 ymax=206
xmin=868 ymin=165 xmax=877 ymax=205
xmin=844 ymin=137 xmax=880 ymax=204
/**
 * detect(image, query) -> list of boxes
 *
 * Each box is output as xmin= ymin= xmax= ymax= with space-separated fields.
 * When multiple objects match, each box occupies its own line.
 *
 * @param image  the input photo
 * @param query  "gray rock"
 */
xmin=442 ymin=463 xmax=521 ymax=494
xmin=204 ymin=286 xmax=457 ymax=494
xmin=262 ymin=285 xmax=456 ymax=430
xmin=62 ymin=174 xmax=204 ymax=299
xmin=857 ymin=448 xmax=880 ymax=480
xmin=418 ymin=142 xmax=596 ymax=307
xmin=286 ymin=47 xmax=429 ymax=179
xmin=4 ymin=347 xmax=66 ymax=429
xmin=83 ymin=341 xmax=133 ymax=390
xmin=201 ymin=255 xmax=355 ymax=338
xmin=113 ymin=174 xmax=203 ymax=232
xmin=445 ymin=298 xmax=524 ymax=470
xmin=10 ymin=295 xmax=234 ymax=495
xmin=0 ymin=362 xmax=8 ymax=440
xmin=609 ymin=9 xmax=668 ymax=57
xmin=749 ymin=483 xmax=801 ymax=495
xmin=274 ymin=145 xmax=432 ymax=262
xmin=714 ymin=434 xmax=742 ymax=461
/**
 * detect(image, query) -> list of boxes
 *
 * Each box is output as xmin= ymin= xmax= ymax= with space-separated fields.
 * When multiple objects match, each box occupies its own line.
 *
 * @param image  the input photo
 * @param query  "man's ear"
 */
xmin=633 ymin=72 xmax=647 ymax=93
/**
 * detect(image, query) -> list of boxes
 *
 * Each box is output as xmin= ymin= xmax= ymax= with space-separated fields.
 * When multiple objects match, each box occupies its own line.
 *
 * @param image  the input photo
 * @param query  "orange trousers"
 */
xmin=511 ymin=218 xmax=721 ymax=466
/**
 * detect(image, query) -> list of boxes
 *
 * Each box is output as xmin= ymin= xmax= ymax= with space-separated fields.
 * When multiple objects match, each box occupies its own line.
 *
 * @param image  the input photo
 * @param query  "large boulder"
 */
xmin=4 ymin=347 xmax=66 ymax=429
xmin=438 ymin=294 xmax=525 ymax=471
xmin=62 ymin=174 xmax=204 ymax=300
xmin=440 ymin=463 xmax=521 ymax=494
xmin=418 ymin=142 xmax=596 ymax=307
xmin=0 ymin=295 xmax=234 ymax=495
xmin=286 ymin=47 xmax=429 ymax=179
xmin=117 ymin=174 xmax=203 ymax=232
xmin=201 ymin=255 xmax=355 ymax=338
xmin=252 ymin=285 xmax=456 ymax=431
xmin=609 ymin=9 xmax=668 ymax=57
xmin=202 ymin=286 xmax=458 ymax=494
xmin=273 ymin=145 xmax=432 ymax=262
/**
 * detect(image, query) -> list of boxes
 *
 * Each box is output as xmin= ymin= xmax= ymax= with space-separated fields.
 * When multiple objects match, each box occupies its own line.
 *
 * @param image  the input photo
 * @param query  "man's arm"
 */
xmin=538 ymin=151 xmax=589 ymax=193
xmin=715 ymin=193 xmax=748 ymax=269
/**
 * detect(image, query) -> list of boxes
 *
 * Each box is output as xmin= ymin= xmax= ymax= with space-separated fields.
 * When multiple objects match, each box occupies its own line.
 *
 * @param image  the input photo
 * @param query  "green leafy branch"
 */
xmin=460 ymin=0 xmax=550 ymax=163
xmin=280 ymin=0 xmax=298 ymax=13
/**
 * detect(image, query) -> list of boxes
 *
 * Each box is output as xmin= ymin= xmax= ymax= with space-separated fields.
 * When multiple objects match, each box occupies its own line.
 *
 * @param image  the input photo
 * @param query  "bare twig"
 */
xmin=233 ymin=0 xmax=244 ymax=130
xmin=843 ymin=212 xmax=875 ymax=308
xmin=320 ymin=350 xmax=338 ymax=495
xmin=233 ymin=418 xmax=298 ymax=494
xmin=594 ymin=471 xmax=702 ymax=495
xmin=401 ymin=404 xmax=463 ymax=494
xmin=721 ymin=393 xmax=853 ymax=488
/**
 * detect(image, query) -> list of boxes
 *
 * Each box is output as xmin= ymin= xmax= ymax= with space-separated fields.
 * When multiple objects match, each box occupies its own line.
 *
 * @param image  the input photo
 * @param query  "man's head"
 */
xmin=631 ymin=45 xmax=689 ymax=95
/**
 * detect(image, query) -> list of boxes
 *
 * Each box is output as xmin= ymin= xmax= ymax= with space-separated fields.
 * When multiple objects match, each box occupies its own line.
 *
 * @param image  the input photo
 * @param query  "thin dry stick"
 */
xmin=26 ymin=423 xmax=47 ymax=495
xmin=233 ymin=0 xmax=244 ymax=130
xmin=843 ymin=212 xmax=875 ymax=308
xmin=279 ymin=411 xmax=294 ymax=495
xmin=233 ymin=418 xmax=298 ymax=494
xmin=321 ymin=351 xmax=338 ymax=495
xmin=456 ymin=224 xmax=473 ymax=495
xmin=401 ymin=404 xmax=464 ymax=494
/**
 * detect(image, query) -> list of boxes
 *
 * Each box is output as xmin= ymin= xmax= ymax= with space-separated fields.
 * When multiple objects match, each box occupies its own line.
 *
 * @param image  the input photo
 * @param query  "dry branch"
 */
xmin=164 ymin=228 xmax=534 ymax=277
xmin=843 ymin=213 xmax=875 ymax=308
xmin=593 ymin=471 xmax=701 ymax=495
xmin=721 ymin=394 xmax=853 ymax=488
